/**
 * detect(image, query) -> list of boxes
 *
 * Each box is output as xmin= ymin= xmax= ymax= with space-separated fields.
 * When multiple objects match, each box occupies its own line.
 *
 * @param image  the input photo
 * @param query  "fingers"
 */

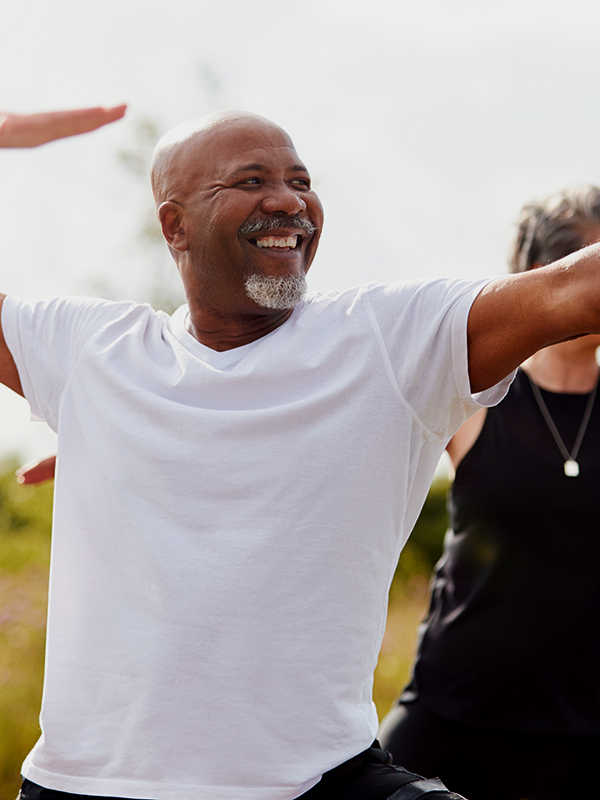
xmin=0 ymin=104 xmax=127 ymax=148
xmin=16 ymin=455 xmax=57 ymax=485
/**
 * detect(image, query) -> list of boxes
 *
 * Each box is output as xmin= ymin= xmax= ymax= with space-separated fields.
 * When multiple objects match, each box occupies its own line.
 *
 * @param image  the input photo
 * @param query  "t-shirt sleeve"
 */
xmin=363 ymin=278 xmax=515 ymax=440
xmin=1 ymin=295 xmax=136 ymax=431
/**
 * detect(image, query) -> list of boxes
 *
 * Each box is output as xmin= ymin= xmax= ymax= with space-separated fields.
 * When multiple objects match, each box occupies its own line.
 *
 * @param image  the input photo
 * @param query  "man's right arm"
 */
xmin=0 ymin=295 xmax=23 ymax=395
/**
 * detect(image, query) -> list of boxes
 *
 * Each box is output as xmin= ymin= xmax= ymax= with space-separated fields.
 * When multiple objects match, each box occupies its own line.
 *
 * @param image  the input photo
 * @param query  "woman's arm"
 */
xmin=0 ymin=105 xmax=126 ymax=147
xmin=0 ymin=105 xmax=126 ymax=393
xmin=446 ymin=408 xmax=487 ymax=472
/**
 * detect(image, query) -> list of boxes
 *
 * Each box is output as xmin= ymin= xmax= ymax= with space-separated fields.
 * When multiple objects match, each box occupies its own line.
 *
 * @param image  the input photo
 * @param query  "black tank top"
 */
xmin=401 ymin=368 xmax=600 ymax=733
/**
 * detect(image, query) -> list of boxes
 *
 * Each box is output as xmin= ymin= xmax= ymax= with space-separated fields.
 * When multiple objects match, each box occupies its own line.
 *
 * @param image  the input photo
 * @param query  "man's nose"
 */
xmin=260 ymin=182 xmax=307 ymax=216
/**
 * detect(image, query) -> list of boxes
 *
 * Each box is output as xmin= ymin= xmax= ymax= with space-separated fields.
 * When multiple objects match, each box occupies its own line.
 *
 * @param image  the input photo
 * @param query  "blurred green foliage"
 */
xmin=391 ymin=476 xmax=449 ymax=594
xmin=0 ymin=462 xmax=449 ymax=795
xmin=0 ymin=460 xmax=52 ymax=799
xmin=374 ymin=477 xmax=449 ymax=717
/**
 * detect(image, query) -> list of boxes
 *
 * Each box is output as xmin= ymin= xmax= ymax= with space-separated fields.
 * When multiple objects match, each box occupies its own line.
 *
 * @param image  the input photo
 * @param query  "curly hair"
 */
xmin=509 ymin=185 xmax=600 ymax=273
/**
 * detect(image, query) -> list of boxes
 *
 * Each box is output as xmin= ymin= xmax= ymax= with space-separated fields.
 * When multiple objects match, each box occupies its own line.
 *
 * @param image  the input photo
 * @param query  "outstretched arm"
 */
xmin=0 ymin=105 xmax=126 ymax=148
xmin=0 ymin=104 xmax=126 ymax=393
xmin=468 ymin=245 xmax=600 ymax=392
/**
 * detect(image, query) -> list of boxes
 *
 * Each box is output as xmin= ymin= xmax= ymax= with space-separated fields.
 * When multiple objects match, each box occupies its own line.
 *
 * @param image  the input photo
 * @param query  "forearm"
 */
xmin=468 ymin=244 xmax=600 ymax=392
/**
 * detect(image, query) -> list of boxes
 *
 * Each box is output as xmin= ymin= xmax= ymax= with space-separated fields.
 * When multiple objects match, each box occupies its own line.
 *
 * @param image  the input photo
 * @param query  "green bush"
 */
xmin=390 ymin=477 xmax=449 ymax=594
xmin=0 ymin=461 xmax=52 ymax=799
xmin=374 ymin=478 xmax=449 ymax=718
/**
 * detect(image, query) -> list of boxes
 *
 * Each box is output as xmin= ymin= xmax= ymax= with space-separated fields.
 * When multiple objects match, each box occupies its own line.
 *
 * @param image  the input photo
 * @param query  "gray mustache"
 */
xmin=239 ymin=216 xmax=316 ymax=236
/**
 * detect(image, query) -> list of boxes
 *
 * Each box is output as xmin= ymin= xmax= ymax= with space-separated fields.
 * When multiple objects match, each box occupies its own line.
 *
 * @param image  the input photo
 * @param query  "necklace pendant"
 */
xmin=564 ymin=459 xmax=580 ymax=477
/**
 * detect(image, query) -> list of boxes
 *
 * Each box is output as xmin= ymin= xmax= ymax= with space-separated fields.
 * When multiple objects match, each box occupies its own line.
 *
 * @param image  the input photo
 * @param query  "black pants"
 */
xmin=18 ymin=743 xmax=462 ymax=800
xmin=379 ymin=700 xmax=600 ymax=800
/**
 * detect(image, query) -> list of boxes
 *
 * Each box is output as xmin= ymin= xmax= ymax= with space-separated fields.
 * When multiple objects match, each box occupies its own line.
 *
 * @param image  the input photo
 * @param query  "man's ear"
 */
xmin=158 ymin=201 xmax=188 ymax=252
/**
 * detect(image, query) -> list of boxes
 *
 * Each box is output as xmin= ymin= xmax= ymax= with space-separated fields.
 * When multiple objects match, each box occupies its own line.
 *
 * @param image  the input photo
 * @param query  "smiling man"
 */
xmin=3 ymin=108 xmax=600 ymax=800
xmin=150 ymin=112 xmax=323 ymax=348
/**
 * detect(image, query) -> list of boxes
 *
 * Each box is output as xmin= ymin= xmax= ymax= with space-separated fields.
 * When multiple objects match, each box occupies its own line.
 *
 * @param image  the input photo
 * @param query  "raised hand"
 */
xmin=16 ymin=455 xmax=57 ymax=485
xmin=0 ymin=104 xmax=126 ymax=148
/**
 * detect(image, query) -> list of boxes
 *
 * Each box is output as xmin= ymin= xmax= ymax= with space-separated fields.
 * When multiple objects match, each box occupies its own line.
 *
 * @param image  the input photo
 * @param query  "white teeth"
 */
xmin=256 ymin=235 xmax=298 ymax=249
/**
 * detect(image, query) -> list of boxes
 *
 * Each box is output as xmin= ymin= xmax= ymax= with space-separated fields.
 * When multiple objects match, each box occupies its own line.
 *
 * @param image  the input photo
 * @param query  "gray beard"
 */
xmin=244 ymin=274 xmax=308 ymax=310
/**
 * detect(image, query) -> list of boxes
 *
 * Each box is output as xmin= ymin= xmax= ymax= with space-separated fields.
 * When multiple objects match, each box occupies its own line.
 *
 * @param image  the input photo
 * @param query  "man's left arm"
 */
xmin=467 ymin=244 xmax=600 ymax=392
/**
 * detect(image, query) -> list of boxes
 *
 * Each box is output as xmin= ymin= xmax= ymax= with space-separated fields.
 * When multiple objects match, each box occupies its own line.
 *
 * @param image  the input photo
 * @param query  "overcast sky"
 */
xmin=3 ymin=0 xmax=600 ymax=462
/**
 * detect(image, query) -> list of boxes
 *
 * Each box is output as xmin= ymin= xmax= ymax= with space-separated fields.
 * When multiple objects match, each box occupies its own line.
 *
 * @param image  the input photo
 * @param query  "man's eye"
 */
xmin=291 ymin=178 xmax=311 ymax=189
xmin=241 ymin=177 xmax=261 ymax=185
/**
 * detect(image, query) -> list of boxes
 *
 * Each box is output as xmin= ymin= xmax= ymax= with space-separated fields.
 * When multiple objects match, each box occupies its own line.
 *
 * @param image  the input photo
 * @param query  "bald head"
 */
xmin=150 ymin=110 xmax=295 ymax=208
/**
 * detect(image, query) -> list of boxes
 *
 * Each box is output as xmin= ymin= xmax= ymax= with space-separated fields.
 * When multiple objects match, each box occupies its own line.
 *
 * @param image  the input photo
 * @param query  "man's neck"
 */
xmin=185 ymin=307 xmax=295 ymax=351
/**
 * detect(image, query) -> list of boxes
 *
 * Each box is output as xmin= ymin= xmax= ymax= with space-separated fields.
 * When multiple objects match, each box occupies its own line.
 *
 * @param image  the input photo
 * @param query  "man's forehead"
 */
xmin=197 ymin=122 xmax=302 ymax=171
xmin=151 ymin=112 xmax=306 ymax=201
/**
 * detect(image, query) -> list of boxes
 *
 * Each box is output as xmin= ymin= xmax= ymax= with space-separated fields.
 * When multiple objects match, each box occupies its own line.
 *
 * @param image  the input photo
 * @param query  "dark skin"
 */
xmin=466 ymin=246 xmax=600 ymax=391
xmin=152 ymin=113 xmax=323 ymax=351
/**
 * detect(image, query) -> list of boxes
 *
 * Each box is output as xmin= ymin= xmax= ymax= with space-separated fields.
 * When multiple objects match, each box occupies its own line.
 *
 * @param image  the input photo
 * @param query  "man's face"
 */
xmin=171 ymin=119 xmax=323 ymax=310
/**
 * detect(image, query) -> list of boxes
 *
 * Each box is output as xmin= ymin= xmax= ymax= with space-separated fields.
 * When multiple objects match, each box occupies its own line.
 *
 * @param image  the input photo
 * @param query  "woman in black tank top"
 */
xmin=379 ymin=186 xmax=600 ymax=800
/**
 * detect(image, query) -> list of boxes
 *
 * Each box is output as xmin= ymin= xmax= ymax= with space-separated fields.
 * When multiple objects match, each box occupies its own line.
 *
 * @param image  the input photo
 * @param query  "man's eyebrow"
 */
xmin=231 ymin=163 xmax=264 ymax=175
xmin=228 ymin=163 xmax=310 ymax=177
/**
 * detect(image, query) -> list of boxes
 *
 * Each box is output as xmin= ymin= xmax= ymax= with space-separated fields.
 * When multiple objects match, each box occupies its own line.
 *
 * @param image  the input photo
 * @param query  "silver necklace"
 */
xmin=527 ymin=374 xmax=599 ymax=477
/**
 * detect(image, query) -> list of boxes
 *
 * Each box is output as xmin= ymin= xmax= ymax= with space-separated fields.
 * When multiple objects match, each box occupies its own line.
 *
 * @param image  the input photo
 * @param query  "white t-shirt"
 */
xmin=2 ymin=279 xmax=511 ymax=800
